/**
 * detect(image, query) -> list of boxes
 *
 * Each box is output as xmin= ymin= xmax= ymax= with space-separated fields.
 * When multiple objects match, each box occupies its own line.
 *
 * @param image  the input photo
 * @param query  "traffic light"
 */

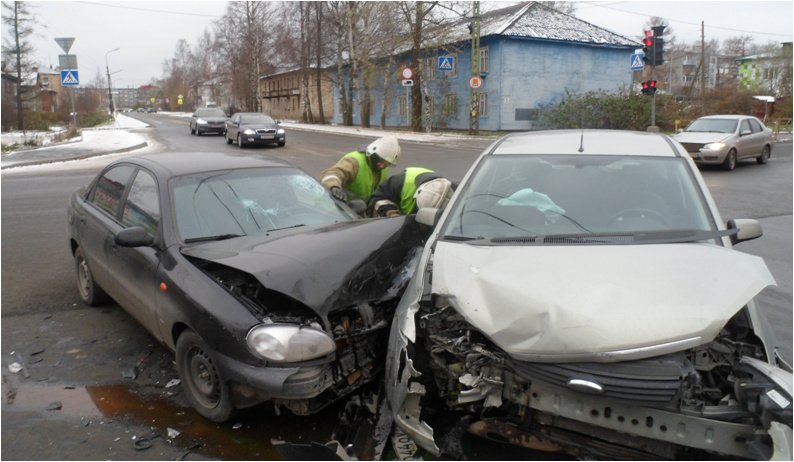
xmin=652 ymin=37 xmax=665 ymax=65
xmin=642 ymin=30 xmax=653 ymax=64
xmin=641 ymin=80 xmax=657 ymax=96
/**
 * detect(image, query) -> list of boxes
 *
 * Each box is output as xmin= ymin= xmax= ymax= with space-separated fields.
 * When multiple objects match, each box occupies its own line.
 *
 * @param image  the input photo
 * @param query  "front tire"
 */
xmin=237 ymin=134 xmax=244 ymax=148
xmin=722 ymin=148 xmax=737 ymax=171
xmin=756 ymin=145 xmax=771 ymax=164
xmin=74 ymin=247 xmax=110 ymax=306
xmin=226 ymin=133 xmax=233 ymax=145
xmin=277 ymin=140 xmax=286 ymax=147
xmin=175 ymin=330 xmax=235 ymax=422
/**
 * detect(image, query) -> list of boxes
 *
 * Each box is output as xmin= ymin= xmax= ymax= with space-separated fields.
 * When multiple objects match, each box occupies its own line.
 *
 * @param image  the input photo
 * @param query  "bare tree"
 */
xmin=2 ymin=1 xmax=37 ymax=130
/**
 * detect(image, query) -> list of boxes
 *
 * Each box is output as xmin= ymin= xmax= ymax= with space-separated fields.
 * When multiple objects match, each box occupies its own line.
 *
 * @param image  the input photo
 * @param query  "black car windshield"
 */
xmin=196 ymin=108 xmax=226 ymax=117
xmin=171 ymin=167 xmax=353 ymax=242
xmin=240 ymin=114 xmax=274 ymax=125
xmin=442 ymin=155 xmax=713 ymax=242
xmin=685 ymin=118 xmax=738 ymax=133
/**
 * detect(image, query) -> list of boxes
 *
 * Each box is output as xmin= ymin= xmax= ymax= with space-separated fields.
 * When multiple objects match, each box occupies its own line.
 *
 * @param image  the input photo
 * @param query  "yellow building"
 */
xmin=260 ymin=66 xmax=333 ymax=123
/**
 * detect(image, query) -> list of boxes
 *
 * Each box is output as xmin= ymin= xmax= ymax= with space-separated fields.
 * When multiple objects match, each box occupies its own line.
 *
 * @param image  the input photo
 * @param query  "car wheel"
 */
xmin=226 ymin=133 xmax=233 ymax=145
xmin=756 ymin=145 xmax=771 ymax=164
xmin=74 ymin=247 xmax=110 ymax=306
xmin=176 ymin=330 xmax=235 ymax=422
xmin=277 ymin=140 xmax=286 ymax=147
xmin=722 ymin=149 xmax=737 ymax=171
xmin=190 ymin=125 xmax=195 ymax=135
xmin=237 ymin=134 xmax=244 ymax=148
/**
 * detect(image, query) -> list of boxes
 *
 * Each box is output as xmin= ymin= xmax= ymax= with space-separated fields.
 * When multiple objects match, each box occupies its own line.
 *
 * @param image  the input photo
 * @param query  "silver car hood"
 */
xmin=674 ymin=132 xmax=732 ymax=144
xmin=432 ymin=241 xmax=775 ymax=362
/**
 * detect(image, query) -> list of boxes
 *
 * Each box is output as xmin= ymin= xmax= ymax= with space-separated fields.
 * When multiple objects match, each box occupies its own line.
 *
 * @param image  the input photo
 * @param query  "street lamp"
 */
xmin=105 ymin=47 xmax=120 ymax=119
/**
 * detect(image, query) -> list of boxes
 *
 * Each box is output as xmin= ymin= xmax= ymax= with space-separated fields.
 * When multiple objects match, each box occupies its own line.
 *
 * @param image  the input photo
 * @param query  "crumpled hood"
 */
xmin=674 ymin=132 xmax=732 ymax=145
xmin=431 ymin=241 xmax=776 ymax=361
xmin=182 ymin=217 xmax=422 ymax=317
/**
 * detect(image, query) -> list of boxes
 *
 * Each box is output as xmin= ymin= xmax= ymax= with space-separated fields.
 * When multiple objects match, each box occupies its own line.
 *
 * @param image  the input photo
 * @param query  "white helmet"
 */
xmin=415 ymin=178 xmax=453 ymax=210
xmin=366 ymin=136 xmax=401 ymax=165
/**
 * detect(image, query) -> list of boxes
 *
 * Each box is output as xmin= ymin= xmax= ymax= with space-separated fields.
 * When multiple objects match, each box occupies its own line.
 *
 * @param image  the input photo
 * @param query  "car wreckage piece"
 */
xmin=180 ymin=218 xmax=424 ymax=417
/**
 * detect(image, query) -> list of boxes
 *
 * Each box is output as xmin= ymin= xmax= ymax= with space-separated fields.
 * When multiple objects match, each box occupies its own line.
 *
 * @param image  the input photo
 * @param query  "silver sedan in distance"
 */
xmin=674 ymin=114 xmax=773 ymax=171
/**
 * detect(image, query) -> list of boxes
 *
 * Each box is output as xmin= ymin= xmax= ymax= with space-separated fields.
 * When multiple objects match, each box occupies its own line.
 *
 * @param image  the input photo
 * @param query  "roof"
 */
xmin=426 ymin=2 xmax=639 ymax=49
xmin=119 ymin=152 xmax=293 ymax=178
xmin=490 ymin=129 xmax=682 ymax=157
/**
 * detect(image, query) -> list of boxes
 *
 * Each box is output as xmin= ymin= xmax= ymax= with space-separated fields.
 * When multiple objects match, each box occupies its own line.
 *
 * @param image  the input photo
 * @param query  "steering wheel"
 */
xmin=609 ymin=208 xmax=668 ymax=227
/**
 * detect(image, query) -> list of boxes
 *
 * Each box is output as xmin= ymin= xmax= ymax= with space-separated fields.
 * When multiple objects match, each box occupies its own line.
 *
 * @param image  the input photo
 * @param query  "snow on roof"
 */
xmin=427 ymin=2 xmax=639 ymax=49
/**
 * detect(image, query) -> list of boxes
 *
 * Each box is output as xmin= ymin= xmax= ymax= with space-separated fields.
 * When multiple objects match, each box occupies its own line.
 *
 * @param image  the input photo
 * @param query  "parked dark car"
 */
xmin=225 ymin=112 xmax=285 ymax=148
xmin=189 ymin=108 xmax=228 ymax=136
xmin=387 ymin=130 xmax=792 ymax=460
xmin=67 ymin=152 xmax=422 ymax=421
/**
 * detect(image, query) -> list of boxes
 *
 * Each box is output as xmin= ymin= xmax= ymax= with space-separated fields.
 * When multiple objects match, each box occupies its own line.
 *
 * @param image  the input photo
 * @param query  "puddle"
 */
xmin=2 ymin=375 xmax=343 ymax=460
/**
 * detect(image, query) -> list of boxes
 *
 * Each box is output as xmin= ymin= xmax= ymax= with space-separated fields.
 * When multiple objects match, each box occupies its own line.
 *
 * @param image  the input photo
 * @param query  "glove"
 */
xmin=330 ymin=187 xmax=347 ymax=202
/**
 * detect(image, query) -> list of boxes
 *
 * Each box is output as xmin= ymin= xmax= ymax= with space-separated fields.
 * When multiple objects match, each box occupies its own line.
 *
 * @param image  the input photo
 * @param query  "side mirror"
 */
xmin=416 ymin=207 xmax=442 ymax=227
xmin=115 ymin=226 xmax=154 ymax=247
xmin=727 ymin=218 xmax=762 ymax=244
xmin=740 ymin=129 xmax=752 ymax=136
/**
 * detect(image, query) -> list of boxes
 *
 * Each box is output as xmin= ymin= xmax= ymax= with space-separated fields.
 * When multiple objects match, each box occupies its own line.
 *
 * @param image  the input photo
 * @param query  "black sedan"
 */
xmin=67 ymin=152 xmax=422 ymax=421
xmin=225 ymin=112 xmax=286 ymax=148
xmin=189 ymin=107 xmax=228 ymax=136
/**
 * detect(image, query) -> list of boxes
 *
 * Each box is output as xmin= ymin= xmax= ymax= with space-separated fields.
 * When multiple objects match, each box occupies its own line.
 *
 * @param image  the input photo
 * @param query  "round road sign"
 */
xmin=469 ymin=76 xmax=483 ymax=89
xmin=401 ymin=67 xmax=413 ymax=80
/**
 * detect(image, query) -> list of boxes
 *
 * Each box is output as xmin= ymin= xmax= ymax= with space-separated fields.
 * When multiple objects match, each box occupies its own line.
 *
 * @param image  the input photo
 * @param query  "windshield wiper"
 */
xmin=487 ymin=229 xmax=737 ymax=245
xmin=266 ymin=224 xmax=305 ymax=232
xmin=184 ymin=233 xmax=244 ymax=243
xmin=442 ymin=235 xmax=483 ymax=241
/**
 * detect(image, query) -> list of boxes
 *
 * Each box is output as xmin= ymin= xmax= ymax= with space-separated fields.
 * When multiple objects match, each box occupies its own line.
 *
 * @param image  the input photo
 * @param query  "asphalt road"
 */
xmin=1 ymin=113 xmax=791 ymax=460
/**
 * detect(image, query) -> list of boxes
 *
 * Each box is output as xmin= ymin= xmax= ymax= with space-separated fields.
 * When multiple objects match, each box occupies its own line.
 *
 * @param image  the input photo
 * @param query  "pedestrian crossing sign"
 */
xmin=61 ymin=69 xmax=79 ymax=86
xmin=438 ymin=56 xmax=455 ymax=71
xmin=630 ymin=53 xmax=645 ymax=71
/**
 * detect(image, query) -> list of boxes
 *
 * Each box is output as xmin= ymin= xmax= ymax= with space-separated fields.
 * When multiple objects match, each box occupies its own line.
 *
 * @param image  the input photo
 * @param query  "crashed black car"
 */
xmin=67 ymin=152 xmax=422 ymax=421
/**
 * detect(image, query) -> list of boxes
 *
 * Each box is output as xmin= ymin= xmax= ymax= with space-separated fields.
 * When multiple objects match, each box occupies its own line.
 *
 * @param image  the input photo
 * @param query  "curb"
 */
xmin=0 ymin=141 xmax=148 ymax=170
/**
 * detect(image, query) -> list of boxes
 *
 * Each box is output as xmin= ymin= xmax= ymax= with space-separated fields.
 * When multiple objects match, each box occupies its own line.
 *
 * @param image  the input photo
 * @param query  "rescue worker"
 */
xmin=369 ymin=167 xmax=454 ymax=217
xmin=320 ymin=135 xmax=401 ymax=203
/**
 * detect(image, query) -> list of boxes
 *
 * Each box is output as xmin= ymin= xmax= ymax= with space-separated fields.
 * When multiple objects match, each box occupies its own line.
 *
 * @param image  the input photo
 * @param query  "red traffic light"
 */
xmin=641 ymin=80 xmax=657 ymax=96
xmin=643 ymin=37 xmax=653 ymax=47
xmin=649 ymin=80 xmax=656 ymax=88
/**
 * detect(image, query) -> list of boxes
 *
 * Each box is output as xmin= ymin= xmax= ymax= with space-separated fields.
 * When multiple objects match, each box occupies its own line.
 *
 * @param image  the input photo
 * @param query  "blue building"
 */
xmin=332 ymin=2 xmax=640 ymax=131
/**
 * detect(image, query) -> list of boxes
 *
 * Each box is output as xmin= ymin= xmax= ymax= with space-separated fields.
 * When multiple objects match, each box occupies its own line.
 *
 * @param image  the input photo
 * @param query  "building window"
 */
xmin=443 ymin=94 xmax=457 ymax=116
xmin=479 ymin=47 xmax=489 ymax=73
xmin=477 ymin=92 xmax=488 ymax=117
xmin=424 ymin=56 xmax=436 ymax=80
xmin=398 ymin=95 xmax=408 ymax=117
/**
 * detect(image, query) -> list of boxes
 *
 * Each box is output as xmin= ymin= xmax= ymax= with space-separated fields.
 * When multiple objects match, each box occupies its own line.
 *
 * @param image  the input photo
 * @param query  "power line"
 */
xmin=578 ymin=2 xmax=791 ymax=39
xmin=76 ymin=1 xmax=223 ymax=18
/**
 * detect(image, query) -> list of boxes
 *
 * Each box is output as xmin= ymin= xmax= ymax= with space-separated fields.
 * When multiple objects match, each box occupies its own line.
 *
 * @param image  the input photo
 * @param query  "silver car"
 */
xmin=189 ymin=107 xmax=228 ymax=136
xmin=674 ymin=114 xmax=773 ymax=171
xmin=386 ymin=130 xmax=792 ymax=460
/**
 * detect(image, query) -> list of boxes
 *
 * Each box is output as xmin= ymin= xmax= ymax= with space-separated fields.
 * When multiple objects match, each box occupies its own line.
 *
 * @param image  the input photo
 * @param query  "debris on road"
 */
xmin=165 ymin=378 xmax=181 ymax=388
xmin=122 ymin=367 xmax=139 ymax=380
xmin=8 ymin=362 xmax=22 ymax=373
xmin=45 ymin=401 xmax=63 ymax=411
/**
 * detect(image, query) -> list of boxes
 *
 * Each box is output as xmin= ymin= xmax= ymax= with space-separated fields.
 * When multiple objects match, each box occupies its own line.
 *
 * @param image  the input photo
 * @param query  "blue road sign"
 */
xmin=61 ymin=69 xmax=79 ymax=86
xmin=631 ymin=53 xmax=645 ymax=71
xmin=438 ymin=56 xmax=454 ymax=71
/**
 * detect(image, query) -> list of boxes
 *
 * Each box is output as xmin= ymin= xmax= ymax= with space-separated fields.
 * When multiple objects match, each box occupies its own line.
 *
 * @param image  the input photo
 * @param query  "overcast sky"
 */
xmin=21 ymin=1 xmax=794 ymax=89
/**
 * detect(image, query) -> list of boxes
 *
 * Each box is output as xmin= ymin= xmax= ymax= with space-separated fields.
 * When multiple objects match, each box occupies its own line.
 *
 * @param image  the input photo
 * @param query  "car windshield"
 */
xmin=442 ymin=155 xmax=714 ymax=242
xmin=685 ymin=118 xmax=738 ymax=133
xmin=240 ymin=114 xmax=274 ymax=125
xmin=171 ymin=167 xmax=353 ymax=242
xmin=196 ymin=108 xmax=226 ymax=117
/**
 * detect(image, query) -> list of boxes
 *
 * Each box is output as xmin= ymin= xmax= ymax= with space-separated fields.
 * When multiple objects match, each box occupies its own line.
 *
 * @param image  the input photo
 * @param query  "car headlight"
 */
xmin=247 ymin=323 xmax=336 ymax=362
xmin=243 ymin=128 xmax=255 ymax=135
xmin=277 ymin=128 xmax=285 ymax=134
xmin=196 ymin=118 xmax=208 ymax=124
xmin=703 ymin=142 xmax=727 ymax=151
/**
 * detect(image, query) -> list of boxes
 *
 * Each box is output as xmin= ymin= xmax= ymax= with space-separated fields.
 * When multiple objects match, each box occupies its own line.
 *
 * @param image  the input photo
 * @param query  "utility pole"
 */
xmin=469 ymin=1 xmax=480 ymax=135
xmin=105 ymin=48 xmax=120 ymax=120
xmin=700 ymin=21 xmax=706 ymax=115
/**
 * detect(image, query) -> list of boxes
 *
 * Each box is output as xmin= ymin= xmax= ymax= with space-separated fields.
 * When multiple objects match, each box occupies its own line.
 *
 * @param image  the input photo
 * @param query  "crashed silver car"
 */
xmin=386 ymin=130 xmax=793 ymax=460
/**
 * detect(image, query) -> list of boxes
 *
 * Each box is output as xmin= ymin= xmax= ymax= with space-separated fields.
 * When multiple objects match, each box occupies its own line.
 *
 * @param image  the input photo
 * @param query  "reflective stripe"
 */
xmin=400 ymin=167 xmax=433 ymax=214
xmin=342 ymin=151 xmax=388 ymax=201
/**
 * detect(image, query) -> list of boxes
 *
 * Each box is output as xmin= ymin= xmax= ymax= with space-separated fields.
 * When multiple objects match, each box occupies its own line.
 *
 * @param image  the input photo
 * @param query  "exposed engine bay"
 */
xmin=409 ymin=294 xmax=793 ymax=460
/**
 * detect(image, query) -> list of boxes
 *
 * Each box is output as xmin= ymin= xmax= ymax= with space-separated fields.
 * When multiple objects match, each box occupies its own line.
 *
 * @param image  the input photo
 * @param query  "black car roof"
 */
xmin=119 ymin=152 xmax=294 ymax=177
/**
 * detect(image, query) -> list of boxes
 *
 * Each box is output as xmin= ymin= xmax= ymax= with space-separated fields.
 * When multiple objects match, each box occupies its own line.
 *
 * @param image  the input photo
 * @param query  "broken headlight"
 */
xmin=247 ymin=323 xmax=336 ymax=362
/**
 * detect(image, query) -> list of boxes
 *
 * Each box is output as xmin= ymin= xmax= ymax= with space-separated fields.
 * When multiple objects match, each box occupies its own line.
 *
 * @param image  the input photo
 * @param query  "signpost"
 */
xmin=55 ymin=37 xmax=78 ymax=127
xmin=401 ymin=67 xmax=413 ymax=128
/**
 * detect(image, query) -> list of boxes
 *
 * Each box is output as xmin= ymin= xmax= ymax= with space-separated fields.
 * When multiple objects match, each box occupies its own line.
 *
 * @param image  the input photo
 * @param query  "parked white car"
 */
xmin=674 ymin=114 xmax=773 ymax=171
xmin=386 ymin=130 xmax=792 ymax=460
